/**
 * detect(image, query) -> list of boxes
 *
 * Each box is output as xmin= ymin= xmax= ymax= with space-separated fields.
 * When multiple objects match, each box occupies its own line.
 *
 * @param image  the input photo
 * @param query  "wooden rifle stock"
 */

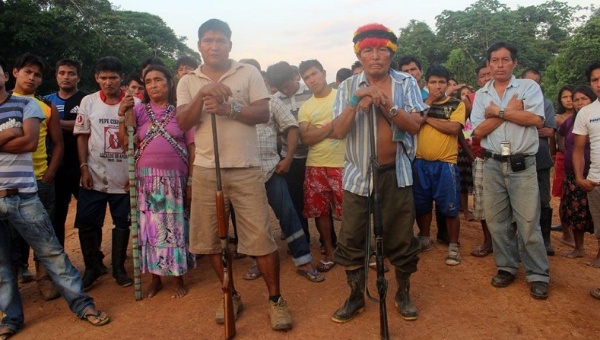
xmin=211 ymin=112 xmax=236 ymax=339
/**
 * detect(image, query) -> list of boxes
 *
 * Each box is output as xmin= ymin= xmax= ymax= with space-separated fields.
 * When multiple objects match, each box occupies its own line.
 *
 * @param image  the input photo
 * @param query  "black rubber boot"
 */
xmin=395 ymin=270 xmax=418 ymax=320
xmin=112 ymin=228 xmax=133 ymax=287
xmin=331 ymin=267 xmax=365 ymax=323
xmin=96 ymin=228 xmax=108 ymax=275
xmin=540 ymin=207 xmax=555 ymax=256
xmin=79 ymin=229 xmax=102 ymax=290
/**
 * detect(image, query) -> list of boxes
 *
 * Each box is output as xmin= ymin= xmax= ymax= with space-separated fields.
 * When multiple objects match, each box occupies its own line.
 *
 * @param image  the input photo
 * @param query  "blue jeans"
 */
xmin=265 ymin=174 xmax=312 ymax=266
xmin=482 ymin=157 xmax=550 ymax=283
xmin=0 ymin=193 xmax=95 ymax=332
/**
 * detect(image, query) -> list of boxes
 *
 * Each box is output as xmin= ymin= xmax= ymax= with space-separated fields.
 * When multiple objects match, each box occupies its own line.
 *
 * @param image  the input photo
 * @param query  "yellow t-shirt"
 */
xmin=298 ymin=89 xmax=345 ymax=168
xmin=416 ymin=97 xmax=465 ymax=163
xmin=13 ymin=92 xmax=50 ymax=179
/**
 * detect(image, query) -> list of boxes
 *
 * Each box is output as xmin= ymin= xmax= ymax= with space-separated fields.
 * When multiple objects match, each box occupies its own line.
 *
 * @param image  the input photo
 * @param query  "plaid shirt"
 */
xmin=257 ymin=95 xmax=299 ymax=182
xmin=334 ymin=69 xmax=428 ymax=195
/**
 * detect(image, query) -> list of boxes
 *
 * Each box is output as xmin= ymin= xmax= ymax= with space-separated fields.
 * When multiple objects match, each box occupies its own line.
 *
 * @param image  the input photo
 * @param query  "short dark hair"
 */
xmin=351 ymin=61 xmax=362 ymax=73
xmin=425 ymin=65 xmax=450 ymax=82
xmin=572 ymin=85 xmax=598 ymax=108
xmin=56 ymin=59 xmax=82 ymax=76
xmin=336 ymin=68 xmax=352 ymax=83
xmin=141 ymin=57 xmax=165 ymax=71
xmin=176 ymin=56 xmax=199 ymax=70
xmin=239 ymin=58 xmax=261 ymax=71
xmin=142 ymin=65 xmax=176 ymax=105
xmin=397 ymin=55 xmax=422 ymax=70
xmin=198 ymin=18 xmax=232 ymax=40
xmin=128 ymin=75 xmax=143 ymax=86
xmin=266 ymin=61 xmax=295 ymax=90
xmin=14 ymin=52 xmax=47 ymax=74
xmin=521 ymin=68 xmax=541 ymax=80
xmin=96 ymin=56 xmax=123 ymax=74
xmin=486 ymin=41 xmax=518 ymax=62
xmin=475 ymin=61 xmax=488 ymax=76
xmin=299 ymin=59 xmax=324 ymax=77
xmin=556 ymin=84 xmax=575 ymax=114
xmin=0 ymin=56 xmax=7 ymax=74
xmin=585 ymin=61 xmax=600 ymax=83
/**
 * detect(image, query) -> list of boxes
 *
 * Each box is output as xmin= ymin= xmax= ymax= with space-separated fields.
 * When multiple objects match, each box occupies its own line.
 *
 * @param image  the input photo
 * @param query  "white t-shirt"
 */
xmin=73 ymin=92 xmax=139 ymax=193
xmin=572 ymin=99 xmax=600 ymax=181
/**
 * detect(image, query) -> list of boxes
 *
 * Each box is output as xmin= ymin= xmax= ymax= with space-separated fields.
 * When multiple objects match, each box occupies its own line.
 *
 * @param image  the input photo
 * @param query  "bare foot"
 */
xmin=587 ymin=258 xmax=600 ymax=268
xmin=560 ymin=238 xmax=575 ymax=248
xmin=144 ymin=276 xmax=163 ymax=298
xmin=565 ymin=249 xmax=585 ymax=258
xmin=171 ymin=277 xmax=187 ymax=299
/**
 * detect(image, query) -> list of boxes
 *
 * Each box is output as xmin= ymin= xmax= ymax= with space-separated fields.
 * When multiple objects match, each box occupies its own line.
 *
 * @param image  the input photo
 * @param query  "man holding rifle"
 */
xmin=330 ymin=23 xmax=426 ymax=324
xmin=176 ymin=19 xmax=292 ymax=331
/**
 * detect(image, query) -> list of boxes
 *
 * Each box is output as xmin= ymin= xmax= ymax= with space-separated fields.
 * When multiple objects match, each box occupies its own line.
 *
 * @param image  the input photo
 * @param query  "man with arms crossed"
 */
xmin=471 ymin=41 xmax=550 ymax=299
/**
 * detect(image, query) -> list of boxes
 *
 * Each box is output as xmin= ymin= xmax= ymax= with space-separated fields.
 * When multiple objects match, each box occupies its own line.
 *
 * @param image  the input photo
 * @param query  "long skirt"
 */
xmin=137 ymin=167 xmax=195 ymax=276
xmin=559 ymin=173 xmax=594 ymax=233
xmin=552 ymin=152 xmax=565 ymax=197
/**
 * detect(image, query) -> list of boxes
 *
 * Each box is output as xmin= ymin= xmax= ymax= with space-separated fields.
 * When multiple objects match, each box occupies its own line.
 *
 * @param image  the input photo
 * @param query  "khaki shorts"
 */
xmin=189 ymin=166 xmax=277 ymax=256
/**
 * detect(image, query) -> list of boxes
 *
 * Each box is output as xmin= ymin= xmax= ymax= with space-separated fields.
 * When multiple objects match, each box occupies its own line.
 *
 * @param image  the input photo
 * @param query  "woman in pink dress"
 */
xmin=119 ymin=65 xmax=195 ymax=298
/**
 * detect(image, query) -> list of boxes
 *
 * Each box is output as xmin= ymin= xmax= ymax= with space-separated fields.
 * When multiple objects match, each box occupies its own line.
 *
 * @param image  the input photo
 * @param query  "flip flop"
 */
xmin=470 ymin=245 xmax=493 ymax=257
xmin=316 ymin=260 xmax=336 ymax=272
xmin=82 ymin=309 xmax=110 ymax=326
xmin=296 ymin=269 xmax=325 ymax=283
xmin=0 ymin=327 xmax=17 ymax=340
xmin=242 ymin=265 xmax=261 ymax=280
xmin=590 ymin=288 xmax=600 ymax=300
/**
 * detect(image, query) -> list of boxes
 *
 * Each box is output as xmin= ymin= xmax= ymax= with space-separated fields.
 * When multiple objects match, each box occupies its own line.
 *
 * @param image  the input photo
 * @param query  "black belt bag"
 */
xmin=483 ymin=150 xmax=528 ymax=172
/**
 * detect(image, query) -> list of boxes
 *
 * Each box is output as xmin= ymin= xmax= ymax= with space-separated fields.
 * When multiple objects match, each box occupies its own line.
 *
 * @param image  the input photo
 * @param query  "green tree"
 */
xmin=543 ymin=12 xmax=600 ymax=107
xmin=443 ymin=48 xmax=477 ymax=86
xmin=0 ymin=0 xmax=196 ymax=93
xmin=394 ymin=20 xmax=448 ymax=70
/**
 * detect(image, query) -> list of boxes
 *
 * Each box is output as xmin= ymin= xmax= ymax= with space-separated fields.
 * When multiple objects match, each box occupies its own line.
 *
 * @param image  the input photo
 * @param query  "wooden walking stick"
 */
xmin=126 ymin=112 xmax=142 ymax=301
xmin=211 ymin=112 xmax=236 ymax=339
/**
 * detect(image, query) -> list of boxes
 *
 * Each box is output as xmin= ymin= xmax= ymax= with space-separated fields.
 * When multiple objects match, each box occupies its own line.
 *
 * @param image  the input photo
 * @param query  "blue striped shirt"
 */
xmin=0 ymin=95 xmax=46 ymax=193
xmin=334 ymin=70 xmax=428 ymax=196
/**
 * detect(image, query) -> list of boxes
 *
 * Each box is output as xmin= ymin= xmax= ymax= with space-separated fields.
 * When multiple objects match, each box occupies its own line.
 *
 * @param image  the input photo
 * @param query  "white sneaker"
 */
xmin=445 ymin=249 xmax=461 ymax=266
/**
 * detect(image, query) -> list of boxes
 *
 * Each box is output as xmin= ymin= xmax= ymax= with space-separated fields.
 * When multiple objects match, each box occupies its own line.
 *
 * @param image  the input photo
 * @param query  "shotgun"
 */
xmin=211 ymin=112 xmax=236 ymax=339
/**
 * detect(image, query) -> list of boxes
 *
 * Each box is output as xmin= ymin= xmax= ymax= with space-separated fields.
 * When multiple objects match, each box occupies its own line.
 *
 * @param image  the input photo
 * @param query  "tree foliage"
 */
xmin=0 ymin=0 xmax=198 ymax=93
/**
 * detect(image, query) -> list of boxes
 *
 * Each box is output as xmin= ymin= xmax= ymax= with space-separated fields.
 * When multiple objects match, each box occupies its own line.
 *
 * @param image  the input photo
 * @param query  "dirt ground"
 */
xmin=8 ymin=196 xmax=600 ymax=340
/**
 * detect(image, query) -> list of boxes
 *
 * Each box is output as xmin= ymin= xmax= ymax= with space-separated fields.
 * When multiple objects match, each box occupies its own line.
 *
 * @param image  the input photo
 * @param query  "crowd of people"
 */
xmin=1 ymin=17 xmax=600 ymax=338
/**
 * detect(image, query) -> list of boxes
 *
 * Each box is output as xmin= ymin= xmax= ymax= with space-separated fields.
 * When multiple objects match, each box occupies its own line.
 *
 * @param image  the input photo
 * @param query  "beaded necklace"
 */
xmin=134 ymin=103 xmax=189 ymax=165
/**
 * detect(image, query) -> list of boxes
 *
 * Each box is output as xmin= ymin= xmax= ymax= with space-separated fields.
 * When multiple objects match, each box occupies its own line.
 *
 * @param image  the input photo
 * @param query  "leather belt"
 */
xmin=0 ymin=188 xmax=19 ymax=198
xmin=483 ymin=150 xmax=532 ymax=162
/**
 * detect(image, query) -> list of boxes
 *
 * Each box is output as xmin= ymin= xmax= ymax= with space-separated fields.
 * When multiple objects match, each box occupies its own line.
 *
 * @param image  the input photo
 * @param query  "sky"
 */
xmin=111 ymin=0 xmax=594 ymax=83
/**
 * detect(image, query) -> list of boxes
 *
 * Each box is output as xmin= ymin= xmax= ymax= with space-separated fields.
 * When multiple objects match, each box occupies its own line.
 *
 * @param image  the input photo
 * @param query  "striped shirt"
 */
xmin=257 ymin=95 xmax=298 ymax=182
xmin=334 ymin=70 xmax=428 ymax=196
xmin=274 ymin=83 xmax=312 ymax=159
xmin=0 ymin=95 xmax=46 ymax=193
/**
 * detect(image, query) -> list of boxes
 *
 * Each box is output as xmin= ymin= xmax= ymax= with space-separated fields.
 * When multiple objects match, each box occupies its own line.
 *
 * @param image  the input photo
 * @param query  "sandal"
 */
xmin=0 ymin=327 xmax=17 ymax=340
xmin=296 ymin=269 xmax=325 ymax=283
xmin=470 ymin=244 xmax=493 ymax=257
xmin=590 ymin=288 xmax=600 ymax=300
xmin=242 ymin=265 xmax=261 ymax=280
xmin=316 ymin=260 xmax=336 ymax=272
xmin=82 ymin=309 xmax=110 ymax=326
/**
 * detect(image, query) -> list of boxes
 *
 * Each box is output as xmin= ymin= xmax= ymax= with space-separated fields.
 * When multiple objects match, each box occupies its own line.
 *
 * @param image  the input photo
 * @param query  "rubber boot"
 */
xmin=112 ymin=228 xmax=133 ymax=287
xmin=540 ymin=207 xmax=555 ymax=256
xmin=331 ymin=267 xmax=365 ymax=323
xmin=395 ymin=270 xmax=418 ymax=320
xmin=96 ymin=228 xmax=108 ymax=275
xmin=35 ymin=261 xmax=61 ymax=301
xmin=79 ymin=229 xmax=102 ymax=290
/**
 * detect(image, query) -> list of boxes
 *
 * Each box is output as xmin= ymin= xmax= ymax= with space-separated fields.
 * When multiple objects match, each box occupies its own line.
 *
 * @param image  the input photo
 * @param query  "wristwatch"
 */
xmin=498 ymin=109 xmax=505 ymax=119
xmin=230 ymin=103 xmax=242 ymax=119
xmin=389 ymin=105 xmax=399 ymax=118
